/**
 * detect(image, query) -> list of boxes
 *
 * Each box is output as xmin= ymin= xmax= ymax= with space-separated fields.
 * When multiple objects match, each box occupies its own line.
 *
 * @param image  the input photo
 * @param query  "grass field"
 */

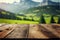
xmin=0 ymin=18 xmax=39 ymax=24
xmin=0 ymin=16 xmax=58 ymax=24
xmin=0 ymin=13 xmax=58 ymax=24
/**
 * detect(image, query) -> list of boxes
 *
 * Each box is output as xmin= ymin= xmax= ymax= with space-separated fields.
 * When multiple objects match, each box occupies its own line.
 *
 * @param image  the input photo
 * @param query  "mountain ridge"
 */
xmin=0 ymin=0 xmax=60 ymax=13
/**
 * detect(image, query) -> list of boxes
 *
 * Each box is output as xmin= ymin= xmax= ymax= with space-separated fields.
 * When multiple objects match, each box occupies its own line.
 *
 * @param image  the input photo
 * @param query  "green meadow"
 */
xmin=0 ymin=5 xmax=60 ymax=24
xmin=0 ymin=15 xmax=58 ymax=24
xmin=0 ymin=18 xmax=39 ymax=24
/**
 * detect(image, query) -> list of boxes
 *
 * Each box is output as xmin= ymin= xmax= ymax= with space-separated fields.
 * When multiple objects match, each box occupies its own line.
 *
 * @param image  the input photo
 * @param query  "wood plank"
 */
xmin=6 ymin=24 xmax=29 ymax=38
xmin=51 ymin=24 xmax=60 ymax=34
xmin=28 ymin=24 xmax=49 ymax=38
xmin=0 ymin=24 xmax=16 ymax=38
xmin=0 ymin=23 xmax=7 ymax=27
xmin=40 ymin=24 xmax=60 ymax=38
xmin=52 ymin=24 xmax=60 ymax=26
xmin=0 ymin=24 xmax=60 ymax=38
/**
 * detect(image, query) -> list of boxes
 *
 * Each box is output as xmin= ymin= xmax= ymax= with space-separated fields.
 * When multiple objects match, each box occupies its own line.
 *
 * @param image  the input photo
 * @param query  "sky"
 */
xmin=0 ymin=0 xmax=20 ymax=3
xmin=32 ymin=0 xmax=43 ymax=2
xmin=51 ymin=0 xmax=60 ymax=2
xmin=0 ymin=0 xmax=60 ymax=4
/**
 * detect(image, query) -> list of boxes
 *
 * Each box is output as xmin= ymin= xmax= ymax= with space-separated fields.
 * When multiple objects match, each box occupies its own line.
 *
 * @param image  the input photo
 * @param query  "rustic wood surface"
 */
xmin=6 ymin=24 xmax=29 ymax=38
xmin=0 ymin=24 xmax=60 ymax=38
xmin=0 ymin=24 xmax=17 ymax=38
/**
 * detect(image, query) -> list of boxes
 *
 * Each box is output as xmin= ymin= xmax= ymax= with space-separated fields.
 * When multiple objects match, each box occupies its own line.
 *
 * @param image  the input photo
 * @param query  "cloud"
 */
xmin=0 ymin=0 xmax=20 ymax=3
xmin=51 ymin=0 xmax=60 ymax=2
xmin=32 ymin=0 xmax=43 ymax=2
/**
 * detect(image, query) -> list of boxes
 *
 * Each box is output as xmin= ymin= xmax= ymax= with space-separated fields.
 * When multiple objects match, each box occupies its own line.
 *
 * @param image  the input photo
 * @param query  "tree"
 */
xmin=57 ymin=16 xmax=60 ymax=24
xmin=39 ymin=14 xmax=46 ymax=24
xmin=23 ymin=16 xmax=27 ymax=20
xmin=30 ymin=16 xmax=34 ymax=21
xmin=50 ymin=16 xmax=56 ymax=23
xmin=31 ymin=17 xmax=34 ymax=21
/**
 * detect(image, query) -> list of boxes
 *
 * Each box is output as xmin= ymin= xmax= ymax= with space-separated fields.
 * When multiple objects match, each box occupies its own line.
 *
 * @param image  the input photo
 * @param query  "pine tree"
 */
xmin=32 ymin=17 xmax=34 ymax=21
xmin=50 ymin=16 xmax=56 ymax=24
xmin=57 ymin=16 xmax=60 ymax=24
xmin=39 ymin=15 xmax=46 ymax=24
xmin=23 ymin=16 xmax=26 ymax=20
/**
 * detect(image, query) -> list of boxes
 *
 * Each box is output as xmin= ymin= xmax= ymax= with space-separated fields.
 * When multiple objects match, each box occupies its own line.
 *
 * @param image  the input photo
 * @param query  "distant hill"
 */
xmin=41 ymin=0 xmax=60 ymax=6
xmin=25 ymin=5 xmax=60 ymax=17
xmin=0 ymin=0 xmax=60 ymax=14
xmin=47 ymin=0 xmax=60 ymax=5
xmin=0 ymin=0 xmax=40 ymax=13
xmin=0 ymin=9 xmax=22 ymax=20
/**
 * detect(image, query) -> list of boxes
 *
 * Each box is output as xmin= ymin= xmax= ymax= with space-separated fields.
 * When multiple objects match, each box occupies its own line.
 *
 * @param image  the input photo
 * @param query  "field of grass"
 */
xmin=0 ymin=11 xmax=58 ymax=24
xmin=0 ymin=18 xmax=39 ymax=24
xmin=0 ymin=5 xmax=60 ymax=24
xmin=0 ymin=16 xmax=58 ymax=24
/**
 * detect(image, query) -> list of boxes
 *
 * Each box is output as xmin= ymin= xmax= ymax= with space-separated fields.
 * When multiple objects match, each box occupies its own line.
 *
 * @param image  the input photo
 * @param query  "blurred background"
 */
xmin=0 ymin=0 xmax=60 ymax=24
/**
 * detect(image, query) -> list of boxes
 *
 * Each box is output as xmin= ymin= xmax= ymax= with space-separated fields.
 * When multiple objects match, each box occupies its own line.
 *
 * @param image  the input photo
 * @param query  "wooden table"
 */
xmin=0 ymin=24 xmax=60 ymax=38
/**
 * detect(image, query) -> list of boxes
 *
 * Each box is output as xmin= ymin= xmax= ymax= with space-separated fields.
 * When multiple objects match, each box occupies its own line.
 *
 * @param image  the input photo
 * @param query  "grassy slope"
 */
xmin=0 ymin=18 xmax=39 ymax=24
xmin=0 ymin=5 xmax=59 ymax=24
xmin=26 ymin=5 xmax=60 ymax=16
xmin=0 ymin=15 xmax=58 ymax=24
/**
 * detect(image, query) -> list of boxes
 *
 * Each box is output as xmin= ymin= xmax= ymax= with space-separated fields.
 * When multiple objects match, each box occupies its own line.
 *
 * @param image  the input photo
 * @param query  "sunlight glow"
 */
xmin=0 ymin=0 xmax=20 ymax=3
xmin=32 ymin=0 xmax=43 ymax=2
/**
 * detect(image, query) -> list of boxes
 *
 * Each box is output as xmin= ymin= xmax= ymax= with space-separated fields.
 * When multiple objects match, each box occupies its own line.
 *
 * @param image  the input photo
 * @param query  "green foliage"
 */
xmin=1 ymin=11 xmax=7 ymax=15
xmin=39 ymin=15 xmax=46 ymax=24
xmin=44 ymin=16 xmax=51 ymax=24
xmin=57 ymin=16 xmax=60 ymax=24
xmin=0 ymin=6 xmax=59 ymax=24
xmin=50 ymin=16 xmax=56 ymax=23
xmin=26 ymin=5 xmax=60 ymax=16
